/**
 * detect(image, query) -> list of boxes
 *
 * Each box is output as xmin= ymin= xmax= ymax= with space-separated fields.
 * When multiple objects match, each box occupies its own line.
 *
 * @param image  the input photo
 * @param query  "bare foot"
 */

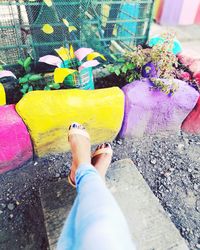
xmin=68 ymin=123 xmax=91 ymax=184
xmin=91 ymin=143 xmax=113 ymax=180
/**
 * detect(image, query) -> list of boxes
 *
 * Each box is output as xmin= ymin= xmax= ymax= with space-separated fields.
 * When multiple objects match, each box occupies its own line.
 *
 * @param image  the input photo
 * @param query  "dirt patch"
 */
xmin=0 ymin=132 xmax=199 ymax=249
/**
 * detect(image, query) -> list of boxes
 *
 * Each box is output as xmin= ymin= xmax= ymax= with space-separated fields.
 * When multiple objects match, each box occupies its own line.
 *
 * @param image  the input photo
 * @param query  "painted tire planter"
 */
xmin=0 ymin=105 xmax=33 ymax=174
xmin=119 ymin=78 xmax=199 ymax=138
xmin=0 ymin=83 xmax=6 ymax=106
xmin=0 ymin=82 xmax=199 ymax=174
xmin=181 ymin=96 xmax=200 ymax=134
xmin=16 ymin=87 xmax=124 ymax=157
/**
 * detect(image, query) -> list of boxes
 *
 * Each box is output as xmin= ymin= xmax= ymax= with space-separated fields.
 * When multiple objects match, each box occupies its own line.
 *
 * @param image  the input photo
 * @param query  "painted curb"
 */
xmin=16 ymin=88 xmax=125 ymax=157
xmin=0 ymin=83 xmax=6 ymax=106
xmin=181 ymin=96 xmax=200 ymax=134
xmin=0 ymin=105 xmax=33 ymax=174
xmin=119 ymin=79 xmax=199 ymax=138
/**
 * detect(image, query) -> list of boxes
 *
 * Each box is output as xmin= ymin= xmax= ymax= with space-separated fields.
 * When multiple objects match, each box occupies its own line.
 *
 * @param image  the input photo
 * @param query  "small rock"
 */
xmin=7 ymin=203 xmax=15 ymax=211
xmin=188 ymin=168 xmax=192 ymax=173
xmin=0 ymin=210 xmax=3 ymax=215
xmin=116 ymin=140 xmax=122 ymax=145
xmin=196 ymin=244 xmax=200 ymax=249
xmin=9 ymin=214 xmax=13 ymax=219
xmin=34 ymin=161 xmax=38 ymax=166
xmin=150 ymin=158 xmax=157 ymax=165
xmin=196 ymin=199 xmax=200 ymax=212
xmin=177 ymin=143 xmax=185 ymax=151
xmin=55 ymin=173 xmax=60 ymax=178
xmin=194 ymin=184 xmax=199 ymax=191
xmin=164 ymin=171 xmax=171 ymax=177
xmin=0 ymin=203 xmax=6 ymax=209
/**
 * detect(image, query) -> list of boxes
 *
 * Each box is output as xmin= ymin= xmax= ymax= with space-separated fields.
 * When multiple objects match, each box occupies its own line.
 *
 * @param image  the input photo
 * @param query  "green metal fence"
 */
xmin=0 ymin=0 xmax=154 ymax=66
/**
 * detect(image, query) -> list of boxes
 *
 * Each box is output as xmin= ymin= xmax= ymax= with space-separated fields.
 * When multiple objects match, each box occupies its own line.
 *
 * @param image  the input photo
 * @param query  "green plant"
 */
xmin=18 ymin=57 xmax=45 ymax=94
xmin=106 ymin=33 xmax=179 ymax=94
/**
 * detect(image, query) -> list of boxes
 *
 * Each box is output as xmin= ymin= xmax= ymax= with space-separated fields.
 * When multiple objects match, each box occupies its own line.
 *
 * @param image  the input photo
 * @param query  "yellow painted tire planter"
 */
xmin=0 ymin=83 xmax=6 ymax=106
xmin=16 ymin=87 xmax=124 ymax=157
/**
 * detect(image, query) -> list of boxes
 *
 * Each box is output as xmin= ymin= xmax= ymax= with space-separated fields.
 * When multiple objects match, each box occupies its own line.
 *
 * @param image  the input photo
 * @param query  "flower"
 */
xmin=179 ymin=72 xmax=191 ymax=81
xmin=39 ymin=46 xmax=106 ymax=84
xmin=141 ymin=62 xmax=157 ymax=78
xmin=0 ymin=70 xmax=16 ymax=79
xmin=194 ymin=72 xmax=200 ymax=85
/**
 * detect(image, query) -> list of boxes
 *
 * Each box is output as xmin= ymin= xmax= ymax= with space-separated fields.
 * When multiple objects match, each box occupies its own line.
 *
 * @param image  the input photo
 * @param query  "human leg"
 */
xmin=57 ymin=124 xmax=135 ymax=250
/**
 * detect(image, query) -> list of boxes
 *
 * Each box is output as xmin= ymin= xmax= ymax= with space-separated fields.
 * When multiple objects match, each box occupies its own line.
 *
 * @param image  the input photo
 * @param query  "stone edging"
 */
xmin=0 ymin=80 xmax=199 ymax=174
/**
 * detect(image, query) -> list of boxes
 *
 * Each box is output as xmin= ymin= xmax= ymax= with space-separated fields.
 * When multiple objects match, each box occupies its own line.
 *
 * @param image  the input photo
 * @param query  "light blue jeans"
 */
xmin=57 ymin=164 xmax=136 ymax=250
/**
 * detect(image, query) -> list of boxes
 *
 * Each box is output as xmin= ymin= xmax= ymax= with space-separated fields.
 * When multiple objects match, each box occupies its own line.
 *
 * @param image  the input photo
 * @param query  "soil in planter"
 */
xmin=95 ymin=72 xmax=127 ymax=89
xmin=1 ymin=77 xmax=23 ymax=105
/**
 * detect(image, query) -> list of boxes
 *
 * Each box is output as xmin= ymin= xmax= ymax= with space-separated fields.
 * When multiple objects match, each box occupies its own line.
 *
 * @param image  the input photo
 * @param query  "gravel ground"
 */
xmin=0 ymin=132 xmax=199 ymax=249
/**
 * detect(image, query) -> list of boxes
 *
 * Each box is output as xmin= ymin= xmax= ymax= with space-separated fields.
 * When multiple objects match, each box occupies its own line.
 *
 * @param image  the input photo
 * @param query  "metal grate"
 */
xmin=0 ymin=0 xmax=154 ymax=66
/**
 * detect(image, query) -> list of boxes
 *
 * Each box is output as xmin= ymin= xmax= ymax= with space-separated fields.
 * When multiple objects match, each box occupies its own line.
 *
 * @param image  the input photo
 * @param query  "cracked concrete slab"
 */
xmin=40 ymin=159 xmax=188 ymax=250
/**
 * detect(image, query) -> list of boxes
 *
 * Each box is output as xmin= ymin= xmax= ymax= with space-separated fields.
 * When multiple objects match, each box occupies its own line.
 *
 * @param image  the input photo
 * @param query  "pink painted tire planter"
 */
xmin=0 ymin=105 xmax=33 ymax=174
xmin=181 ymin=96 xmax=200 ymax=134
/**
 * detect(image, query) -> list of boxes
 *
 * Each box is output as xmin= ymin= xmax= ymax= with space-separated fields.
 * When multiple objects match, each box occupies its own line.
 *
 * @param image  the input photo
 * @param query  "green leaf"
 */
xmin=22 ymin=83 xmax=29 ymax=90
xmin=114 ymin=68 xmax=120 ymax=76
xmin=17 ymin=59 xmax=24 ymax=67
xmin=29 ymin=74 xmax=43 ymax=81
xmin=107 ymin=65 xmax=115 ymax=73
xmin=20 ymin=83 xmax=29 ymax=94
xmin=20 ymin=89 xmax=27 ymax=94
xmin=128 ymin=75 xmax=134 ymax=83
xmin=28 ymin=86 xmax=33 ymax=92
xmin=0 ymin=65 xmax=3 ymax=71
xmin=24 ymin=57 xmax=32 ymax=72
xmin=44 ymin=86 xmax=51 ymax=90
xmin=19 ymin=76 xmax=29 ymax=84
xmin=110 ymin=53 xmax=117 ymax=61
xmin=127 ymin=63 xmax=135 ymax=70
xmin=51 ymin=83 xmax=60 ymax=89
xmin=122 ymin=65 xmax=128 ymax=74
xmin=117 ymin=58 xmax=125 ymax=63
xmin=24 ymin=57 xmax=32 ymax=68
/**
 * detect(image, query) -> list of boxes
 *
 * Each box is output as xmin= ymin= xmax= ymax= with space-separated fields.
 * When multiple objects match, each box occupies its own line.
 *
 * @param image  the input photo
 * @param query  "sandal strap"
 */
xmin=68 ymin=128 xmax=90 ymax=140
xmin=68 ymin=173 xmax=76 ymax=188
xmin=92 ymin=147 xmax=113 ymax=158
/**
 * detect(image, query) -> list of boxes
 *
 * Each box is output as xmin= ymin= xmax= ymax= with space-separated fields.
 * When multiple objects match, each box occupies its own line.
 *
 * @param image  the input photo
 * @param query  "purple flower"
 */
xmin=142 ymin=62 xmax=157 ymax=78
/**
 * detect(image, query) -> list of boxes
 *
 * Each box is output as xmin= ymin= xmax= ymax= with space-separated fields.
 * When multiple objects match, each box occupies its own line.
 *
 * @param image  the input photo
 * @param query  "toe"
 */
xmin=105 ymin=143 xmax=111 ymax=148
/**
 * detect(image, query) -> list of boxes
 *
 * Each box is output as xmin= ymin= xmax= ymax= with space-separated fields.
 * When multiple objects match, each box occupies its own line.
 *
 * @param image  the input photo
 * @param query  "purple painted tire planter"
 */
xmin=119 ymin=78 xmax=199 ymax=138
xmin=0 ymin=105 xmax=33 ymax=174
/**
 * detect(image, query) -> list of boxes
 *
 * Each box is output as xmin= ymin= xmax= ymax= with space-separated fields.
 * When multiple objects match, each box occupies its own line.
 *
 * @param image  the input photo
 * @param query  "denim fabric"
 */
xmin=57 ymin=164 xmax=136 ymax=250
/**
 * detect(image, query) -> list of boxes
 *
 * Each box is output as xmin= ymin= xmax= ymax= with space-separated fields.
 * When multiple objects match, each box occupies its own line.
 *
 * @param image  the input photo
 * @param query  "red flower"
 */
xmin=194 ymin=72 xmax=200 ymax=85
xmin=180 ymin=72 xmax=191 ymax=81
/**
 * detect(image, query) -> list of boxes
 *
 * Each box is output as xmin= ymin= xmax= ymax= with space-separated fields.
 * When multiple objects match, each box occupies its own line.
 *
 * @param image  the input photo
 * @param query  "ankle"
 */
xmin=76 ymin=158 xmax=91 ymax=167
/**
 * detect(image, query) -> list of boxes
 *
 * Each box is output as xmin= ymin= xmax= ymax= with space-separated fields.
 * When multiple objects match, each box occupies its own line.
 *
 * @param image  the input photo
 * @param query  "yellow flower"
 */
xmin=54 ymin=68 xmax=77 ymax=83
xmin=55 ymin=47 xmax=70 ymax=61
xmin=43 ymin=0 xmax=52 ymax=7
